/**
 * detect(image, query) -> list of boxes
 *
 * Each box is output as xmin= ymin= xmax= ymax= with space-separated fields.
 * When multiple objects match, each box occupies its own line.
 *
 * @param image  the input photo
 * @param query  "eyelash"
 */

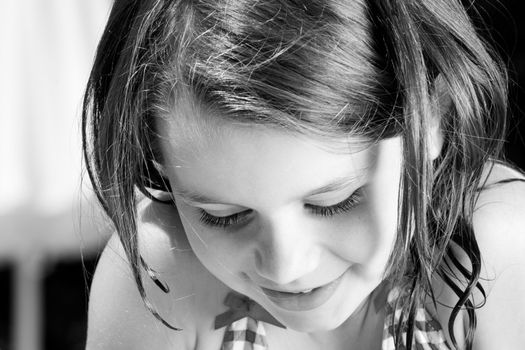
xmin=199 ymin=211 xmax=251 ymax=228
xmin=305 ymin=188 xmax=363 ymax=217
xmin=198 ymin=188 xmax=363 ymax=229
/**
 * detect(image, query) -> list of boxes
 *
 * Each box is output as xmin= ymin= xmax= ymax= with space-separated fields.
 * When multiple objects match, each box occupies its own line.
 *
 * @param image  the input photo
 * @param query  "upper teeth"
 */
xmin=300 ymin=288 xmax=313 ymax=294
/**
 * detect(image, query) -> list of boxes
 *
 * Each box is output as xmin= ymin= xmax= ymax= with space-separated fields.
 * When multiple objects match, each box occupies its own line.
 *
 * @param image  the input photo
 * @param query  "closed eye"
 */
xmin=304 ymin=188 xmax=363 ymax=217
xmin=198 ymin=209 xmax=252 ymax=229
xmin=197 ymin=187 xmax=364 ymax=229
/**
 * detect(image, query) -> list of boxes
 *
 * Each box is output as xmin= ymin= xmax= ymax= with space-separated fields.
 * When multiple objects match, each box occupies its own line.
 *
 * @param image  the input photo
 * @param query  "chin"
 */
xmin=268 ymin=303 xmax=354 ymax=333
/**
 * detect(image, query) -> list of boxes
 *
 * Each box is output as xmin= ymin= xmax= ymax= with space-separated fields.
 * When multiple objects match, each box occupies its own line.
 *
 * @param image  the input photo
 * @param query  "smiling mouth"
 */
xmin=260 ymin=271 xmax=346 ymax=311
xmin=262 ymin=285 xmax=321 ymax=298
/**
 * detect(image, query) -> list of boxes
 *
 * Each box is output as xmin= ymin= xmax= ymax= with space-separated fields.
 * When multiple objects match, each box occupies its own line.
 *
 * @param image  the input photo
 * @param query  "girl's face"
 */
xmin=159 ymin=121 xmax=402 ymax=332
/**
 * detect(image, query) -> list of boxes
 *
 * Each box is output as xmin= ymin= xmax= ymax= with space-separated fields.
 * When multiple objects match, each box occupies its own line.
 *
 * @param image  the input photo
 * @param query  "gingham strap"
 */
xmin=382 ymin=287 xmax=452 ymax=350
xmin=221 ymin=317 xmax=268 ymax=350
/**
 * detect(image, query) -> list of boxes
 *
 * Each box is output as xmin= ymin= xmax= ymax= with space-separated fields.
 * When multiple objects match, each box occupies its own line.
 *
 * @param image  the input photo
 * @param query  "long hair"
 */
xmin=82 ymin=0 xmax=508 ymax=348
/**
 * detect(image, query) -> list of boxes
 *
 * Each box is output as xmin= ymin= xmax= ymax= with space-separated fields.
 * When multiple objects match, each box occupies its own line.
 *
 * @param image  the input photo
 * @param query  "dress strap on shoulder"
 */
xmin=381 ymin=286 xmax=452 ymax=350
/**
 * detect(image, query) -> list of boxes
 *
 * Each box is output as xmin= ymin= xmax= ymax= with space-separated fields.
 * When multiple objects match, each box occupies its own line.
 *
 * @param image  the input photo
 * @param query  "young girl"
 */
xmin=83 ymin=0 xmax=525 ymax=349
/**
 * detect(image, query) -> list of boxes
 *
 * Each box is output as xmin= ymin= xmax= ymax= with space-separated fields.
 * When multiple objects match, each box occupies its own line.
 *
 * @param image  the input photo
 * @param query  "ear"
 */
xmin=427 ymin=75 xmax=450 ymax=160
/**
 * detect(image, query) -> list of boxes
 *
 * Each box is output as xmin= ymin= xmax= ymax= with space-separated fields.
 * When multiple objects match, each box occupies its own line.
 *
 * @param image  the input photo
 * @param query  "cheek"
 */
xmin=325 ymin=206 xmax=385 ymax=259
xmin=176 ymin=206 xmax=249 ymax=277
xmin=361 ymin=178 xmax=400 ymax=273
xmin=325 ymin=196 xmax=398 ymax=276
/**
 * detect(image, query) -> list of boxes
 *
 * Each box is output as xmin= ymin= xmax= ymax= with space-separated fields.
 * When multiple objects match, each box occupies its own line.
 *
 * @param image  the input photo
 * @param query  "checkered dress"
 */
xmin=382 ymin=287 xmax=452 ymax=350
xmin=220 ymin=287 xmax=451 ymax=350
xmin=221 ymin=317 xmax=269 ymax=350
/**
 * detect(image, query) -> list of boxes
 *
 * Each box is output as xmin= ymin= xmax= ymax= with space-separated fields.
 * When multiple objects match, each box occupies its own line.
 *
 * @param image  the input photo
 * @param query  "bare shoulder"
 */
xmin=86 ymin=199 xmax=229 ymax=350
xmin=471 ymin=162 xmax=525 ymax=349
xmin=474 ymin=162 xmax=525 ymax=275
xmin=432 ymin=162 xmax=525 ymax=349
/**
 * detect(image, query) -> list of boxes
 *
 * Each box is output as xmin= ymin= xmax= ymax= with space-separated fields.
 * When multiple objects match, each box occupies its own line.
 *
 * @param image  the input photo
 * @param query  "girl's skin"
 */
xmin=87 ymin=110 xmax=525 ymax=349
xmin=165 ymin=124 xmax=402 ymax=334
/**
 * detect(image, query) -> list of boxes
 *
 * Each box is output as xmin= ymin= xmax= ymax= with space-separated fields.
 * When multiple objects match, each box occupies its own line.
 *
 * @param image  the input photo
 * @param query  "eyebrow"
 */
xmin=172 ymin=167 xmax=369 ymax=206
xmin=172 ymin=187 xmax=227 ymax=206
xmin=305 ymin=173 xmax=366 ymax=197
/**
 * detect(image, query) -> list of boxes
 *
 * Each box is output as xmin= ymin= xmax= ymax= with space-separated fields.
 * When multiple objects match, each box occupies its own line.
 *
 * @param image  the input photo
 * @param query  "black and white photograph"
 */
xmin=1 ymin=1 xmax=524 ymax=349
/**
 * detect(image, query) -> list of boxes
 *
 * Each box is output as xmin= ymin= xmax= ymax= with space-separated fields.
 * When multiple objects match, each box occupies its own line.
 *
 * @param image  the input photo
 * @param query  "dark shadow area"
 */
xmin=44 ymin=257 xmax=98 ymax=350
xmin=0 ymin=257 xmax=99 ymax=350
xmin=0 ymin=266 xmax=12 ymax=350
xmin=474 ymin=0 xmax=525 ymax=168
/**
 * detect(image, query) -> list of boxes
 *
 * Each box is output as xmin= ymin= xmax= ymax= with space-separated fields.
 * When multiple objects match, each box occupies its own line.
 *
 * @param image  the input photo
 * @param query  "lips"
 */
xmin=262 ymin=286 xmax=319 ymax=298
xmin=260 ymin=271 xmax=346 ymax=311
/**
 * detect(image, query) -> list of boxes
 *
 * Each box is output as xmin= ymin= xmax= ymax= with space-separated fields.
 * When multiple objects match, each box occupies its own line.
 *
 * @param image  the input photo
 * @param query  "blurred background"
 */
xmin=0 ymin=1 xmax=112 ymax=349
xmin=0 ymin=1 xmax=523 ymax=350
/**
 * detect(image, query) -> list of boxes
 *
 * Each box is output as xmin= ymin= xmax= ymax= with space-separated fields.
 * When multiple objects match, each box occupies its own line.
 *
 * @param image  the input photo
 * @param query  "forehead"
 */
xmin=155 ymin=103 xmax=373 ymax=158
xmin=156 ymin=113 xmax=383 ymax=207
xmin=156 ymin=108 xmax=374 ymax=165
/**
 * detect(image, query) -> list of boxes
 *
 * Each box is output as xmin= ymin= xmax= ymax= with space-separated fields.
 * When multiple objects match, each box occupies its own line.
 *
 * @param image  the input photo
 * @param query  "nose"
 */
xmin=253 ymin=216 xmax=320 ymax=286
